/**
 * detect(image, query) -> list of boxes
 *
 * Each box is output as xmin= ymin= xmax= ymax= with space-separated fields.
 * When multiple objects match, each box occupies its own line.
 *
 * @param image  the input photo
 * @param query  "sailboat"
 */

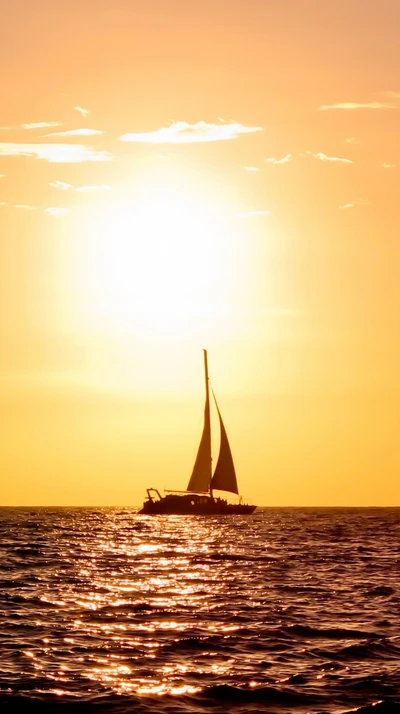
xmin=139 ymin=350 xmax=257 ymax=515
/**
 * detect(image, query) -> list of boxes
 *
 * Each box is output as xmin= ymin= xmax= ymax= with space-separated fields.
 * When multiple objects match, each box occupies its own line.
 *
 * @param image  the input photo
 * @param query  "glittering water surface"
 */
xmin=1 ymin=508 xmax=400 ymax=713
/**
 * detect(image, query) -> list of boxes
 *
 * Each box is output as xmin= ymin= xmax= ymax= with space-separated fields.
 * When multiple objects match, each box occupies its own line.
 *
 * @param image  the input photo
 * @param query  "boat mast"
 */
xmin=203 ymin=348 xmax=210 ymax=410
xmin=203 ymin=349 xmax=213 ymax=497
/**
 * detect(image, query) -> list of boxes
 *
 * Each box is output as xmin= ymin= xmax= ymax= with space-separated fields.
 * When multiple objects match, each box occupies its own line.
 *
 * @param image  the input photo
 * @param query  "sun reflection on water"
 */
xmin=38 ymin=512 xmax=256 ymax=697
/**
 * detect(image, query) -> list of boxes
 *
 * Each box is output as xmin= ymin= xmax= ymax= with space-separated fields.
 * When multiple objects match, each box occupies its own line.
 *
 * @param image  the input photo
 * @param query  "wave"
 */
xmin=2 ymin=690 xmax=398 ymax=714
xmin=284 ymin=624 xmax=383 ymax=640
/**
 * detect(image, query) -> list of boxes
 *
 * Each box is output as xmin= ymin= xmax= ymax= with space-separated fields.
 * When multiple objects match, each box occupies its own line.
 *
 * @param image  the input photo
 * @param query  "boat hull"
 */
xmin=139 ymin=493 xmax=257 ymax=515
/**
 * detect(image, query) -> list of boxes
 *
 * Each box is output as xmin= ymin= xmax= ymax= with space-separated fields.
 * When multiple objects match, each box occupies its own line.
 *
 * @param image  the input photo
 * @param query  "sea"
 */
xmin=1 ymin=508 xmax=399 ymax=714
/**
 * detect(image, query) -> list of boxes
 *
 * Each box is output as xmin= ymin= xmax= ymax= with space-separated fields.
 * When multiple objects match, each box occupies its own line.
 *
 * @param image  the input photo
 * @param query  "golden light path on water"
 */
xmin=1 ymin=507 xmax=400 ymax=713
xmin=33 ymin=513 xmax=253 ymax=697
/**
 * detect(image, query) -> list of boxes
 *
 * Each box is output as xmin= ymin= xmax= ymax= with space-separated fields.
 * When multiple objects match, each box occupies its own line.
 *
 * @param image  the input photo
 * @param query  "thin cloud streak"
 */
xmin=74 ymin=106 xmax=89 ymax=118
xmin=266 ymin=152 xmax=352 ymax=164
xmin=311 ymin=152 xmax=353 ymax=164
xmin=41 ymin=128 xmax=103 ymax=138
xmin=13 ymin=204 xmax=37 ymax=210
xmin=49 ymin=182 xmax=112 ymax=192
xmin=244 ymin=166 xmax=259 ymax=172
xmin=265 ymin=154 xmax=292 ymax=165
xmin=339 ymin=200 xmax=369 ymax=210
xmin=320 ymin=102 xmax=395 ymax=110
xmin=45 ymin=207 xmax=70 ymax=217
xmin=49 ymin=181 xmax=73 ymax=190
xmin=21 ymin=122 xmax=62 ymax=130
xmin=0 ymin=143 xmax=111 ymax=163
xmin=120 ymin=120 xmax=262 ymax=144
xmin=381 ymin=162 xmax=396 ymax=169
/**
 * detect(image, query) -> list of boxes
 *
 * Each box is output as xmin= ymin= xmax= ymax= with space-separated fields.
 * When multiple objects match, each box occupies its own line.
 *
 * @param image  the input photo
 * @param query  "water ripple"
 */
xmin=0 ymin=507 xmax=399 ymax=713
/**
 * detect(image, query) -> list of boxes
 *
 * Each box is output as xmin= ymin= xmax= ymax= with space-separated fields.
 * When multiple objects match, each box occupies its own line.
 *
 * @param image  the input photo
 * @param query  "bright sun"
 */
xmin=70 ymin=179 xmax=239 ymax=340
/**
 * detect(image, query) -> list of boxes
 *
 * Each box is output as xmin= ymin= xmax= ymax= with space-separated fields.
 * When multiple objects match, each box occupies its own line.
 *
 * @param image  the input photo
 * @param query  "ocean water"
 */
xmin=0 ymin=508 xmax=399 ymax=714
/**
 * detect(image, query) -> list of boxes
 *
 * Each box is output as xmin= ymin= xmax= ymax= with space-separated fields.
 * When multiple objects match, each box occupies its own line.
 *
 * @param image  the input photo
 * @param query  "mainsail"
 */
xmin=187 ymin=350 xmax=239 ymax=496
xmin=186 ymin=350 xmax=212 ymax=493
xmin=210 ymin=390 xmax=239 ymax=495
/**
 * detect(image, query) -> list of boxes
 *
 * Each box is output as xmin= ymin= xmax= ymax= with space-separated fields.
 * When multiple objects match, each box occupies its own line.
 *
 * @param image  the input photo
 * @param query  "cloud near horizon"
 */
xmin=120 ymin=120 xmax=262 ymax=144
xmin=0 ymin=143 xmax=111 ymax=163
xmin=320 ymin=102 xmax=395 ymax=111
xmin=381 ymin=162 xmax=396 ymax=169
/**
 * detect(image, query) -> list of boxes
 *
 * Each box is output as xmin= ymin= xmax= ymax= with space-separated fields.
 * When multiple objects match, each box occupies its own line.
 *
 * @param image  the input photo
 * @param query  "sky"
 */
xmin=1 ymin=0 xmax=399 ymax=506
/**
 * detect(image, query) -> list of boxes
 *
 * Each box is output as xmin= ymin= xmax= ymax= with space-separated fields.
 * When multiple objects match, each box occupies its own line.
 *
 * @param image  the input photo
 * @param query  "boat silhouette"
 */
xmin=139 ymin=350 xmax=257 ymax=515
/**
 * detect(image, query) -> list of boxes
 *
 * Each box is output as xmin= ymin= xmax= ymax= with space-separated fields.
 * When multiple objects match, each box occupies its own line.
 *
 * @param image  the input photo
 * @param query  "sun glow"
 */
xmin=69 ymin=180 xmax=240 ymax=340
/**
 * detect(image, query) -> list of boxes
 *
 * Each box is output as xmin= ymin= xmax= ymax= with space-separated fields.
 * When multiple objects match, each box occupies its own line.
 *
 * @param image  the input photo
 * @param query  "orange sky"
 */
xmin=1 ymin=0 xmax=399 ymax=506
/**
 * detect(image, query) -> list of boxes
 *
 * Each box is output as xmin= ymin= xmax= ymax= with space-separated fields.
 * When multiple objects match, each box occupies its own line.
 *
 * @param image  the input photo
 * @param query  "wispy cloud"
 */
xmin=74 ymin=106 xmax=89 ymax=118
xmin=41 ymin=128 xmax=103 ymax=138
xmin=237 ymin=210 xmax=270 ymax=218
xmin=339 ymin=200 xmax=369 ymax=210
xmin=21 ymin=122 xmax=62 ymax=130
xmin=265 ymin=154 xmax=292 ymax=165
xmin=344 ymin=138 xmax=359 ymax=144
xmin=120 ymin=120 xmax=262 ymax=144
xmin=13 ymin=204 xmax=70 ymax=216
xmin=320 ymin=102 xmax=395 ymax=111
xmin=266 ymin=151 xmax=352 ymax=165
xmin=381 ymin=162 xmax=396 ymax=169
xmin=49 ymin=181 xmax=112 ymax=192
xmin=45 ymin=207 xmax=70 ymax=217
xmin=244 ymin=166 xmax=259 ymax=172
xmin=0 ymin=201 xmax=6 ymax=206
xmin=310 ymin=151 xmax=353 ymax=164
xmin=0 ymin=143 xmax=111 ymax=163
xmin=14 ymin=204 xmax=37 ymax=210
xmin=76 ymin=185 xmax=112 ymax=192
xmin=49 ymin=180 xmax=73 ymax=190
xmin=0 ymin=174 xmax=5 ymax=178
